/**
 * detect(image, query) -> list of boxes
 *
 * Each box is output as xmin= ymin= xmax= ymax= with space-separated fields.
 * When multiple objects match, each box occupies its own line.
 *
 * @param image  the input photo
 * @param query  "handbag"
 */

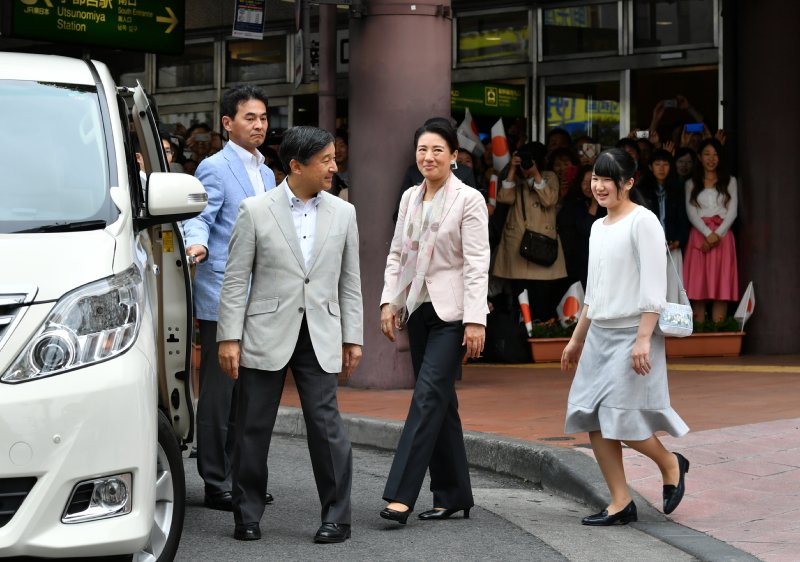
xmin=658 ymin=249 xmax=694 ymax=337
xmin=518 ymin=186 xmax=558 ymax=266
xmin=629 ymin=211 xmax=693 ymax=338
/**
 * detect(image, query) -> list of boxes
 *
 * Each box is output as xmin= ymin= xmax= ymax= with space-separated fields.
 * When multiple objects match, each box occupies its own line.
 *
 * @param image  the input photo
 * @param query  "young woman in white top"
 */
xmin=683 ymin=138 xmax=738 ymax=322
xmin=561 ymin=148 xmax=690 ymax=526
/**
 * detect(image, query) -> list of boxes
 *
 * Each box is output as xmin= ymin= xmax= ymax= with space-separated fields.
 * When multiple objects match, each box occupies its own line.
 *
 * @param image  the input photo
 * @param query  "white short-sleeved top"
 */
xmin=585 ymin=205 xmax=667 ymax=328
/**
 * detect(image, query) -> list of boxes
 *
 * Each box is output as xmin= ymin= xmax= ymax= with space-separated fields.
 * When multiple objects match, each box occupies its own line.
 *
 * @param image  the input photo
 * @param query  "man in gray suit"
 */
xmin=217 ymin=126 xmax=363 ymax=543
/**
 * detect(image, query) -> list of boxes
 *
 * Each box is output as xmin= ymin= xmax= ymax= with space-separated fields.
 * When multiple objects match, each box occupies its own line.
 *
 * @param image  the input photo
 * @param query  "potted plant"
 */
xmin=527 ymin=319 xmax=576 ymax=363
xmin=665 ymin=317 xmax=744 ymax=358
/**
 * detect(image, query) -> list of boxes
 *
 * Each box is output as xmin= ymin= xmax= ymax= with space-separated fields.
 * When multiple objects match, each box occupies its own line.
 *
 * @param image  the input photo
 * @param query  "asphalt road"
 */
xmin=175 ymin=435 xmax=696 ymax=562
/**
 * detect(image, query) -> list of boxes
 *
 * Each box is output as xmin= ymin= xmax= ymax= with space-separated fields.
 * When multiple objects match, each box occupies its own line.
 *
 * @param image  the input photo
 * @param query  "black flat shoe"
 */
xmin=265 ymin=492 xmax=274 ymax=505
xmin=204 ymin=491 xmax=233 ymax=512
xmin=234 ymin=523 xmax=261 ymax=541
xmin=380 ymin=506 xmax=412 ymax=524
xmin=314 ymin=523 xmax=351 ymax=543
xmin=418 ymin=507 xmax=471 ymax=520
xmin=663 ymin=452 xmax=690 ymax=514
xmin=581 ymin=501 xmax=637 ymax=526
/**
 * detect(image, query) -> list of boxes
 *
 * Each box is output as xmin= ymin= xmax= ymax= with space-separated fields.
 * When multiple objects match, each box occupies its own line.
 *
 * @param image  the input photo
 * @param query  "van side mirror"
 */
xmin=147 ymin=172 xmax=208 ymax=219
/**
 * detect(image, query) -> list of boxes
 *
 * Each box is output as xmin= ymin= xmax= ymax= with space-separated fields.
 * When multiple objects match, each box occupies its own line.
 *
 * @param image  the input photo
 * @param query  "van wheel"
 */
xmin=133 ymin=410 xmax=186 ymax=562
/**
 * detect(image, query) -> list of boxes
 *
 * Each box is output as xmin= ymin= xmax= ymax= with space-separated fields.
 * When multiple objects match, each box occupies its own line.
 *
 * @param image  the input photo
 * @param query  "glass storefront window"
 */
xmin=157 ymin=43 xmax=214 ymax=89
xmin=226 ymin=36 xmax=287 ymax=83
xmin=456 ymin=11 xmax=529 ymax=65
xmin=633 ymin=0 xmax=715 ymax=50
xmin=541 ymin=4 xmax=618 ymax=58
xmin=545 ymin=80 xmax=621 ymax=147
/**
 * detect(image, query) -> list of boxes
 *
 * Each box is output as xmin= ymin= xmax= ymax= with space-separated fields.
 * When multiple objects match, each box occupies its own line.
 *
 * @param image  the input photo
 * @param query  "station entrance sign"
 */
xmin=10 ymin=0 xmax=185 ymax=55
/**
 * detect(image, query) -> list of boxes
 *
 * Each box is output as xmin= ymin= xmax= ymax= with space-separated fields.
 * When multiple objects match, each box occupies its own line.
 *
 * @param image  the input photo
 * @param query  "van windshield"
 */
xmin=0 ymin=80 xmax=118 ymax=234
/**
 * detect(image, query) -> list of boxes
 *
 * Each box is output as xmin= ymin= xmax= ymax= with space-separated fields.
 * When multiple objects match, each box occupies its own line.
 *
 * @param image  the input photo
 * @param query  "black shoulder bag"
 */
xmin=518 ymin=185 xmax=558 ymax=266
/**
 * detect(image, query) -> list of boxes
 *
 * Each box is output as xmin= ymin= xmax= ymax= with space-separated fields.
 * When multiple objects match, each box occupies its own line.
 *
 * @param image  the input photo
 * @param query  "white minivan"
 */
xmin=0 ymin=53 xmax=206 ymax=560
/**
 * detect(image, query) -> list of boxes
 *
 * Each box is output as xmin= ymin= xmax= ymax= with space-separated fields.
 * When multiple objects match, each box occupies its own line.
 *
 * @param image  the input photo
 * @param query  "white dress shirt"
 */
xmin=229 ymin=140 xmax=266 ymax=194
xmin=283 ymin=181 xmax=320 ymax=269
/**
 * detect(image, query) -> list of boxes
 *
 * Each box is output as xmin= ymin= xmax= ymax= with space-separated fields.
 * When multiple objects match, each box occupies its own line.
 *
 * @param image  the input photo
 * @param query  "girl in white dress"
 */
xmin=562 ymin=148 xmax=690 ymax=526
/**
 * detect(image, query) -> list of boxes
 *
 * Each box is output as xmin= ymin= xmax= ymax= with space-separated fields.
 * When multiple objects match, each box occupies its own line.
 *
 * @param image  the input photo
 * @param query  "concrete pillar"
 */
xmin=318 ymin=3 xmax=337 ymax=133
xmin=736 ymin=1 xmax=800 ymax=354
xmin=347 ymin=0 xmax=452 ymax=388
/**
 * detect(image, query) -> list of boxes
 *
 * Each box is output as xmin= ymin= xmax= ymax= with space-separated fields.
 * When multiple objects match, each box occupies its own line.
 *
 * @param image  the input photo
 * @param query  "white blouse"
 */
xmin=585 ymin=206 xmax=667 ymax=328
xmin=685 ymin=177 xmax=738 ymax=237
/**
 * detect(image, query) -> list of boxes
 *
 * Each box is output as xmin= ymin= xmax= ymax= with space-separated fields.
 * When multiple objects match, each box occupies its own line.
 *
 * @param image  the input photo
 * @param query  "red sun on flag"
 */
xmin=562 ymin=296 xmax=580 ymax=319
xmin=492 ymin=136 xmax=508 ymax=157
xmin=747 ymin=299 xmax=753 ymax=313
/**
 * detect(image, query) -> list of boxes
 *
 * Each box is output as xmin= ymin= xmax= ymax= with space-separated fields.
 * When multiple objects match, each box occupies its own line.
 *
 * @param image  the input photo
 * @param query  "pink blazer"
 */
xmin=381 ymin=173 xmax=490 ymax=325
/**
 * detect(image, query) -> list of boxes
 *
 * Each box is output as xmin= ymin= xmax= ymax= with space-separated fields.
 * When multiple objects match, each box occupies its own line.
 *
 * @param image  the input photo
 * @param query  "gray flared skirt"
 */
xmin=565 ymin=324 xmax=689 ymax=441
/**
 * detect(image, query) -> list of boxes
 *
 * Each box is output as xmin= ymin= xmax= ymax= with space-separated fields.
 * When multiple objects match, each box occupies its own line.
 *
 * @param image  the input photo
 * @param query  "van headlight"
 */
xmin=1 ymin=265 xmax=143 ymax=383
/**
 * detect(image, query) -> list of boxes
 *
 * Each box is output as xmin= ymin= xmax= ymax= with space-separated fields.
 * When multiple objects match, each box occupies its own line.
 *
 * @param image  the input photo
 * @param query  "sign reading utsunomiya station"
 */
xmin=10 ymin=0 xmax=185 ymax=55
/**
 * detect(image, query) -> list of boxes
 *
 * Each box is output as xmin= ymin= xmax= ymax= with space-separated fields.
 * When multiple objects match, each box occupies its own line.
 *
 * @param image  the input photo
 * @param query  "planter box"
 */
xmin=528 ymin=332 xmax=744 ymax=363
xmin=528 ymin=337 xmax=569 ymax=363
xmin=665 ymin=332 xmax=744 ymax=358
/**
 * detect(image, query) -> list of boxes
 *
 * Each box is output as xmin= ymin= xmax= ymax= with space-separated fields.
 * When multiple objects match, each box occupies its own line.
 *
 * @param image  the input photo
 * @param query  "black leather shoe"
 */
xmin=380 ymin=506 xmax=412 ymax=524
xmin=204 ymin=491 xmax=233 ymax=512
xmin=314 ymin=523 xmax=351 ymax=543
xmin=234 ymin=523 xmax=261 ymax=541
xmin=663 ymin=452 xmax=690 ymax=514
xmin=265 ymin=492 xmax=274 ymax=505
xmin=581 ymin=501 xmax=637 ymax=526
xmin=418 ymin=507 xmax=471 ymax=520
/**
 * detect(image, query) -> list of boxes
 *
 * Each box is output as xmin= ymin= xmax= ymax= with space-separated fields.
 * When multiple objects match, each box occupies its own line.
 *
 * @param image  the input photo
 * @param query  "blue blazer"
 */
xmin=183 ymin=142 xmax=276 ymax=321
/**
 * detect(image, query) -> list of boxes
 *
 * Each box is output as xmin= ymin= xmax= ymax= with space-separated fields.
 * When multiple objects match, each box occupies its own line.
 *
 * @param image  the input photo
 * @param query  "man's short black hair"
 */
xmin=221 ymin=85 xmax=269 ymax=121
xmin=279 ymin=126 xmax=335 ymax=173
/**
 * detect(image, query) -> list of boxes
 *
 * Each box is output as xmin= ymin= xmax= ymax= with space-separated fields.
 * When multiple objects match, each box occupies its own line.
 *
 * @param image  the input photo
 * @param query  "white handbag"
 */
xmin=657 ymin=249 xmax=694 ymax=338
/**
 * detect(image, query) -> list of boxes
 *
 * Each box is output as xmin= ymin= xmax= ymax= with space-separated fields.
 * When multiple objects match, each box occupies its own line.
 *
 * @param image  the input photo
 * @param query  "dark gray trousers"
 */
xmin=196 ymin=320 xmax=236 ymax=495
xmin=382 ymin=303 xmax=474 ymax=510
xmin=231 ymin=318 xmax=352 ymax=525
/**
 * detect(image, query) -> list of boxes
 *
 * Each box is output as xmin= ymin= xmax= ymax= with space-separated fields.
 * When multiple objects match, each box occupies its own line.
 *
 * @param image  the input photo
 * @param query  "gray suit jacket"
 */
xmin=216 ymin=181 xmax=363 ymax=373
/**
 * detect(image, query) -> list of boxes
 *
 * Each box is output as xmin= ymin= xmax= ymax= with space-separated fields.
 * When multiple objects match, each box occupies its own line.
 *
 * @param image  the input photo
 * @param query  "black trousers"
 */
xmin=231 ymin=318 xmax=352 ymax=525
xmin=382 ymin=303 xmax=474 ymax=510
xmin=196 ymin=320 xmax=236 ymax=495
xmin=510 ymin=278 xmax=568 ymax=322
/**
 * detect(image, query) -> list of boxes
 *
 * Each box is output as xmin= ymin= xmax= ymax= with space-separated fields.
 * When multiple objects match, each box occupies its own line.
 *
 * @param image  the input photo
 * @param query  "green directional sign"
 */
xmin=451 ymin=82 xmax=525 ymax=117
xmin=11 ymin=0 xmax=185 ymax=55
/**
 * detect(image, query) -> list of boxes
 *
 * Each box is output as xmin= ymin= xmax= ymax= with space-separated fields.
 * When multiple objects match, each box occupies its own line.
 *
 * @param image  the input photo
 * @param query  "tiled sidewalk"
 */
xmin=281 ymin=358 xmax=800 ymax=561
xmin=589 ymin=418 xmax=800 ymax=562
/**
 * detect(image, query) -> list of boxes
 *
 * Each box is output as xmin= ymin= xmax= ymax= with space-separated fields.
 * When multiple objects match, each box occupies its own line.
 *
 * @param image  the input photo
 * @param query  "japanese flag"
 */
xmin=518 ymin=289 xmax=533 ymax=337
xmin=488 ymin=174 xmax=498 ymax=207
xmin=491 ymin=118 xmax=510 ymax=172
xmin=457 ymin=107 xmax=484 ymax=156
xmin=558 ymin=281 xmax=585 ymax=328
xmin=734 ymin=281 xmax=755 ymax=330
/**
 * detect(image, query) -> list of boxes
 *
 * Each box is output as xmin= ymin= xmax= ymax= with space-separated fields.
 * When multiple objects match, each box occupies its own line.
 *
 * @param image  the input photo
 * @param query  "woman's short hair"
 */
xmin=278 ymin=126 xmax=335 ymax=173
xmin=593 ymin=148 xmax=637 ymax=191
xmin=414 ymin=121 xmax=459 ymax=153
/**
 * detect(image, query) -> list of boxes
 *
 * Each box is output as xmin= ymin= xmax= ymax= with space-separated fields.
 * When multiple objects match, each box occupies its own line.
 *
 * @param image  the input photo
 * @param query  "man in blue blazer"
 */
xmin=184 ymin=85 xmax=276 ymax=511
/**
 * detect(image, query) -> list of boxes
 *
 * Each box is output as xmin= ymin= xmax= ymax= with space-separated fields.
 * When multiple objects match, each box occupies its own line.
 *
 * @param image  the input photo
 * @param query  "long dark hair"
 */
xmin=592 ymin=148 xmax=644 ymax=204
xmin=689 ymin=138 xmax=731 ymax=208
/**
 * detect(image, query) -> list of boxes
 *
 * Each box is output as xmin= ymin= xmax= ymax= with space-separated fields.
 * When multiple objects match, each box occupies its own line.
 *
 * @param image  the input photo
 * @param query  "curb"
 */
xmin=275 ymin=406 xmax=760 ymax=562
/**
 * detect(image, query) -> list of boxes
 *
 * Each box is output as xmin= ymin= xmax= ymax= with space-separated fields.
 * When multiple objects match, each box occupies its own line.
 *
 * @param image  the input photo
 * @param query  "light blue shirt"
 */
xmin=283 ymin=181 xmax=321 ymax=269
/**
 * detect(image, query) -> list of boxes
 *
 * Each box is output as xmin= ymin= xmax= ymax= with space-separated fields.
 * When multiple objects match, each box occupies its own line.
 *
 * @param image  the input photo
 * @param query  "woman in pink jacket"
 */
xmin=378 ymin=121 xmax=490 ymax=525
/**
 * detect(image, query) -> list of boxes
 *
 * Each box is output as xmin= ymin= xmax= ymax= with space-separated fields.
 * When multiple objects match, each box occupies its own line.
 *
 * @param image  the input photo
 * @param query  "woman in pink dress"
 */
xmin=683 ymin=139 xmax=738 ymax=322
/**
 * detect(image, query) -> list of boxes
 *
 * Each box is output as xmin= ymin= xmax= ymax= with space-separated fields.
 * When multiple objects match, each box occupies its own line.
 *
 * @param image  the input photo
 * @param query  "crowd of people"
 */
xmin=444 ymin=101 xmax=739 ymax=349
